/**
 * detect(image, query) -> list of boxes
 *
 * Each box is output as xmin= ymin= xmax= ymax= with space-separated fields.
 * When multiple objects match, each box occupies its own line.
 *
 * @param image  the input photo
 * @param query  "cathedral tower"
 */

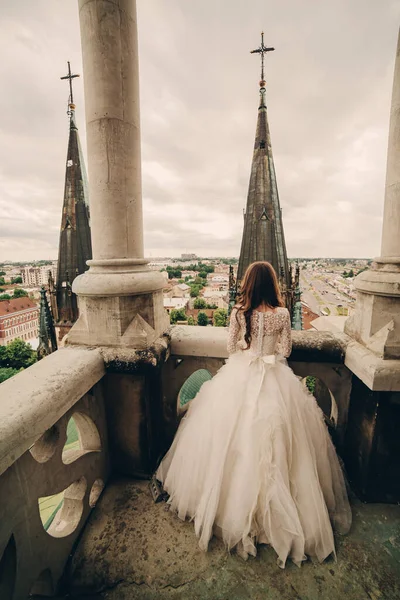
xmin=237 ymin=34 xmax=291 ymax=308
xmin=50 ymin=62 xmax=92 ymax=341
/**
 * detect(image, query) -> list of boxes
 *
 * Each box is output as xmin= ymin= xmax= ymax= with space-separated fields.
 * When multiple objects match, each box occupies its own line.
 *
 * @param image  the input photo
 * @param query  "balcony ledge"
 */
xmin=170 ymin=326 xmax=350 ymax=364
xmin=0 ymin=347 xmax=105 ymax=477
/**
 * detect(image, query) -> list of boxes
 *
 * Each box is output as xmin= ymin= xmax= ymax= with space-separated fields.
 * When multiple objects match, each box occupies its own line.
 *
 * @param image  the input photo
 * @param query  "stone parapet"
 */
xmin=164 ymin=326 xmax=399 ymax=502
xmin=0 ymin=348 xmax=109 ymax=597
xmin=345 ymin=339 xmax=400 ymax=391
xmin=170 ymin=325 xmax=350 ymax=363
xmin=0 ymin=347 xmax=105 ymax=477
xmin=165 ymin=327 xmax=352 ymax=447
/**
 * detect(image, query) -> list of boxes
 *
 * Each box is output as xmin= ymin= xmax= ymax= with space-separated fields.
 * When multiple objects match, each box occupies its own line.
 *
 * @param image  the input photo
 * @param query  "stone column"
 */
xmin=68 ymin=0 xmax=169 ymax=347
xmin=345 ymin=28 xmax=400 ymax=361
xmin=381 ymin=31 xmax=400 ymax=261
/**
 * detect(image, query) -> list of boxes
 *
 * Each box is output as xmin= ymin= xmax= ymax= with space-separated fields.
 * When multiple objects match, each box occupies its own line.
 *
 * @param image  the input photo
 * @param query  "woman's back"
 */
xmin=228 ymin=306 xmax=292 ymax=357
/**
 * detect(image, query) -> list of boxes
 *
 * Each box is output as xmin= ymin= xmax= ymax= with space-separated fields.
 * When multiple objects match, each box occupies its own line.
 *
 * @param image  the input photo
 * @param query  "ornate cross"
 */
xmin=250 ymin=32 xmax=274 ymax=82
xmin=60 ymin=61 xmax=80 ymax=105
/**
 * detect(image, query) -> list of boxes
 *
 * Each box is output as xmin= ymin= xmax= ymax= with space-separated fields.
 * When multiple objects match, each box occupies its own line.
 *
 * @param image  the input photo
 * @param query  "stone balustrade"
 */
xmin=162 ymin=326 xmax=353 ymax=450
xmin=163 ymin=325 xmax=399 ymax=504
xmin=0 ymin=348 xmax=108 ymax=599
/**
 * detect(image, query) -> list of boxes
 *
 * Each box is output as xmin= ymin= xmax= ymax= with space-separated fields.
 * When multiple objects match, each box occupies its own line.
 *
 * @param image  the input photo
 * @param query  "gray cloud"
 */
xmin=0 ymin=0 xmax=398 ymax=261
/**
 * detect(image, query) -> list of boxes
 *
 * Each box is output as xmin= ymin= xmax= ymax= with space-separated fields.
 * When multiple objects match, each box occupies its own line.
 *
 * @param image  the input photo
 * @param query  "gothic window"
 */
xmin=259 ymin=140 xmax=266 ymax=149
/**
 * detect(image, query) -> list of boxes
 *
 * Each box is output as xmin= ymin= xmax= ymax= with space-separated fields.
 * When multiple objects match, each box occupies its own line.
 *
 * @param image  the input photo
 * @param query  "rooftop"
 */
xmin=0 ymin=297 xmax=37 ymax=316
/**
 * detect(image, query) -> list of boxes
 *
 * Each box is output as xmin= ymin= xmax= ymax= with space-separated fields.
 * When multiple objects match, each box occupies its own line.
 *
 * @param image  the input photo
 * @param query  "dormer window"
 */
xmin=259 ymin=140 xmax=266 ymax=149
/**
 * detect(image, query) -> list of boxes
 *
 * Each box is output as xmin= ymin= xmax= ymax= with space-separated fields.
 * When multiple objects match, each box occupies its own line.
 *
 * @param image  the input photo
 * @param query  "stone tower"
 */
xmin=237 ymin=34 xmax=291 ymax=306
xmin=50 ymin=63 xmax=92 ymax=342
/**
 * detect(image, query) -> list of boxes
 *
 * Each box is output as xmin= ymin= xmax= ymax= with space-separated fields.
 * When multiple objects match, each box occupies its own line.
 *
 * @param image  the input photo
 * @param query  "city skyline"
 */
xmin=0 ymin=1 xmax=399 ymax=262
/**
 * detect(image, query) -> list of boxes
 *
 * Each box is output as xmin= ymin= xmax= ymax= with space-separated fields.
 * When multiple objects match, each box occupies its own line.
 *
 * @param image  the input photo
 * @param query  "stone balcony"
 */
xmin=3 ymin=1 xmax=400 ymax=597
xmin=1 ymin=326 xmax=399 ymax=600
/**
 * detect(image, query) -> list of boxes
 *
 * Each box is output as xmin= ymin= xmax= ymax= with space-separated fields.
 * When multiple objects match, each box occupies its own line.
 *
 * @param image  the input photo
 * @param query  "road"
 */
xmin=300 ymin=271 xmax=354 ymax=317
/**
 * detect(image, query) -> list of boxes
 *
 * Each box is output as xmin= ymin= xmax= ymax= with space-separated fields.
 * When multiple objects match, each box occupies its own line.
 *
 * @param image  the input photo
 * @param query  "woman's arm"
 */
xmin=227 ymin=308 xmax=241 ymax=355
xmin=277 ymin=309 xmax=292 ymax=357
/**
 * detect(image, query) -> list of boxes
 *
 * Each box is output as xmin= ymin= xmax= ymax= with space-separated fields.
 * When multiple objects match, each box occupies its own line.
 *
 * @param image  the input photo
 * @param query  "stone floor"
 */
xmin=66 ymin=477 xmax=400 ymax=600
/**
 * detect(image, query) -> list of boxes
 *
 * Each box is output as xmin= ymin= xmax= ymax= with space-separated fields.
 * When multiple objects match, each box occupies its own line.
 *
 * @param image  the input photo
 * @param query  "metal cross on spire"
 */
xmin=250 ymin=32 xmax=274 ymax=82
xmin=60 ymin=61 xmax=80 ymax=106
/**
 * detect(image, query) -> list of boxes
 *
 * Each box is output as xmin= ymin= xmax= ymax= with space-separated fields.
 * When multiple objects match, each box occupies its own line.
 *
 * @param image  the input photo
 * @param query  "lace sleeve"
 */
xmin=277 ymin=309 xmax=292 ymax=357
xmin=227 ymin=308 xmax=241 ymax=355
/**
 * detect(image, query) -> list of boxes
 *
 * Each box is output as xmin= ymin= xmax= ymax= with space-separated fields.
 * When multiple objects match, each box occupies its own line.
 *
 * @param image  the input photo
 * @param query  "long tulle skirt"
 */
xmin=156 ymin=352 xmax=352 ymax=568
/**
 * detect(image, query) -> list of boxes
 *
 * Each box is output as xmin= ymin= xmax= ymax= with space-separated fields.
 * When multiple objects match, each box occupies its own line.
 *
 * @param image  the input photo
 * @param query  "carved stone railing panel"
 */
xmin=0 ymin=348 xmax=108 ymax=599
xmin=162 ymin=326 xmax=353 ymax=451
xmin=289 ymin=363 xmax=352 ymax=444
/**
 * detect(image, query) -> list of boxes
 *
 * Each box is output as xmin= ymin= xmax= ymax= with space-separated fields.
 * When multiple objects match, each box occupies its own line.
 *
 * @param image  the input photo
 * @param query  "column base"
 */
xmin=344 ymin=259 xmax=400 ymax=360
xmin=66 ymin=260 xmax=170 ymax=348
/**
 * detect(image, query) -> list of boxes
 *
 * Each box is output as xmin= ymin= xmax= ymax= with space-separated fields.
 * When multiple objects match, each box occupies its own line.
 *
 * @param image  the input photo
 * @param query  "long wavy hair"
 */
xmin=236 ymin=261 xmax=284 ymax=349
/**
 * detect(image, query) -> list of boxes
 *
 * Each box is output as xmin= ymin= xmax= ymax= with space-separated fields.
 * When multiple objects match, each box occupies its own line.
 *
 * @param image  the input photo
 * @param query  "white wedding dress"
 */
xmin=156 ymin=307 xmax=352 ymax=567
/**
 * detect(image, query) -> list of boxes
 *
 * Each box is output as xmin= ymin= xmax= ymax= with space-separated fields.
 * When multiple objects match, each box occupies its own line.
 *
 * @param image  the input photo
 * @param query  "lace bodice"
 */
xmin=227 ymin=307 xmax=292 ymax=358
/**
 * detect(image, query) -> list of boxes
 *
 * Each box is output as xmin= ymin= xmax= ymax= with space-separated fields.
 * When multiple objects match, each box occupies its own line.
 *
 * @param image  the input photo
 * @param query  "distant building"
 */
xmin=148 ymin=261 xmax=172 ymax=271
xmin=163 ymin=298 xmax=189 ymax=313
xmin=3 ymin=267 xmax=22 ymax=280
xmin=181 ymin=270 xmax=197 ymax=279
xmin=169 ymin=283 xmax=191 ymax=298
xmin=0 ymin=298 xmax=39 ymax=346
xmin=202 ymin=291 xmax=229 ymax=310
xmin=210 ymin=275 xmax=229 ymax=283
xmin=21 ymin=265 xmax=57 ymax=287
xmin=181 ymin=253 xmax=197 ymax=260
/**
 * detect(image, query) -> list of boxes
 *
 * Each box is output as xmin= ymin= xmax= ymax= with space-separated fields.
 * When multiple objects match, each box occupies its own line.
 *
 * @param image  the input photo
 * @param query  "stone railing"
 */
xmin=162 ymin=326 xmax=353 ymax=449
xmin=163 ymin=325 xmax=400 ymax=503
xmin=0 ymin=347 xmax=107 ymax=599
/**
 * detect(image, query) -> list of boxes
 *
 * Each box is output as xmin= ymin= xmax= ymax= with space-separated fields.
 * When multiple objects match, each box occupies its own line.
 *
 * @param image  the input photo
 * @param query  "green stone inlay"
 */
xmin=179 ymin=369 xmax=213 ymax=408
xmin=39 ymin=418 xmax=80 ymax=531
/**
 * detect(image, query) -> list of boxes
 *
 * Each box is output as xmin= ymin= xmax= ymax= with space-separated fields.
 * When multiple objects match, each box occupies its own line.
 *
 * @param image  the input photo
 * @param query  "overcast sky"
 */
xmin=0 ymin=0 xmax=399 ymax=262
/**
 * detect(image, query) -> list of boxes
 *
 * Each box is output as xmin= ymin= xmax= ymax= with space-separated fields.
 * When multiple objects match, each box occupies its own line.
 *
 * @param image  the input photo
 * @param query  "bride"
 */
xmin=156 ymin=261 xmax=352 ymax=567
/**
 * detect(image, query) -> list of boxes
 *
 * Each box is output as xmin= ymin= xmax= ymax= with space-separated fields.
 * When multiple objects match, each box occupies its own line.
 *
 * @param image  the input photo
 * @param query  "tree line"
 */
xmin=0 ymin=287 xmax=29 ymax=301
xmin=0 ymin=339 xmax=37 ymax=383
xmin=169 ymin=307 xmax=228 ymax=327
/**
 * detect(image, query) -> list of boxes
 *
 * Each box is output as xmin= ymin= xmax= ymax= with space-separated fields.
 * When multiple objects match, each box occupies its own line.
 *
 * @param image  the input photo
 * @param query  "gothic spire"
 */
xmin=55 ymin=63 xmax=92 ymax=341
xmin=37 ymin=287 xmax=58 ymax=359
xmin=237 ymin=34 xmax=290 ymax=297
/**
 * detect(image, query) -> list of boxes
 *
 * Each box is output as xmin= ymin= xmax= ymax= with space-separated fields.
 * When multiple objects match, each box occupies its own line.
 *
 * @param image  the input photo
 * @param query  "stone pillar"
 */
xmin=345 ymin=29 xmax=400 ymax=361
xmin=343 ymin=30 xmax=400 ymax=503
xmin=381 ymin=30 xmax=400 ymax=261
xmin=67 ymin=0 xmax=170 ymax=477
xmin=68 ymin=0 xmax=169 ymax=348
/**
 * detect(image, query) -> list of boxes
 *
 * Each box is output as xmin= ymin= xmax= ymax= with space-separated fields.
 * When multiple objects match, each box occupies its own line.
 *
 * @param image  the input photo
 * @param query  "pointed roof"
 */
xmin=37 ymin=287 xmax=57 ymax=359
xmin=237 ymin=39 xmax=290 ymax=288
xmin=55 ymin=102 xmax=92 ymax=325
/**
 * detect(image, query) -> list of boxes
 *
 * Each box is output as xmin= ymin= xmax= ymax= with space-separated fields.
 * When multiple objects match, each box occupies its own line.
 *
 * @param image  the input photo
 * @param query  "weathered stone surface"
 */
xmin=290 ymin=331 xmax=349 ymax=364
xmin=0 ymin=347 xmax=105 ymax=476
xmin=345 ymin=339 xmax=400 ymax=391
xmin=345 ymin=374 xmax=400 ymax=503
xmin=100 ymin=334 xmax=170 ymax=373
xmin=170 ymin=325 xmax=229 ymax=358
xmin=68 ymin=0 xmax=170 ymax=348
xmin=0 ymin=382 xmax=109 ymax=600
xmin=170 ymin=326 xmax=350 ymax=364
xmin=344 ymin=30 xmax=400 ymax=360
xmin=69 ymin=478 xmax=400 ymax=600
